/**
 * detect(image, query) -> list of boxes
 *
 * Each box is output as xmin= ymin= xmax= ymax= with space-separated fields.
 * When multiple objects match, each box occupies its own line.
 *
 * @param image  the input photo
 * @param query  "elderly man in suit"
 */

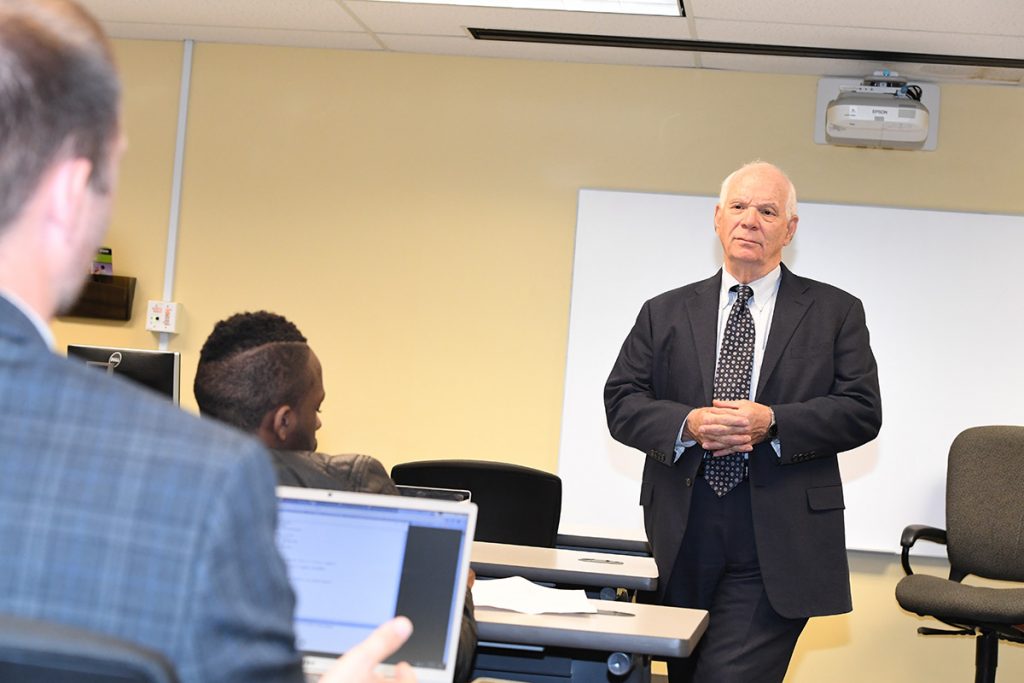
xmin=0 ymin=2 xmax=412 ymax=682
xmin=605 ymin=161 xmax=882 ymax=683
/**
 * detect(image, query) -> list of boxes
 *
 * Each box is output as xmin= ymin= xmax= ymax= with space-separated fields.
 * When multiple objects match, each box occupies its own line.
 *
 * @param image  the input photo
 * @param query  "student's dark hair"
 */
xmin=0 ymin=0 xmax=121 ymax=232
xmin=195 ymin=311 xmax=313 ymax=432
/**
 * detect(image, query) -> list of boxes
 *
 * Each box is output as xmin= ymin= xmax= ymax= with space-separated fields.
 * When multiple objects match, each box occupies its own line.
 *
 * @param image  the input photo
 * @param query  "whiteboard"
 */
xmin=557 ymin=188 xmax=1024 ymax=554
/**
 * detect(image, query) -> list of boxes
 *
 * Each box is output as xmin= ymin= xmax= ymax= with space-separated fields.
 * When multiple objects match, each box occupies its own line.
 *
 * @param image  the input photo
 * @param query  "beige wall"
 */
xmin=52 ymin=39 xmax=182 ymax=349
xmin=51 ymin=40 xmax=1024 ymax=681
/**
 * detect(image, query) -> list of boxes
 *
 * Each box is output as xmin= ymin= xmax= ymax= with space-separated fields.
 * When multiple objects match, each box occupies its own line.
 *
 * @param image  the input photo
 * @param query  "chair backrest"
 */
xmin=946 ymin=425 xmax=1024 ymax=582
xmin=0 ymin=613 xmax=178 ymax=683
xmin=391 ymin=459 xmax=562 ymax=547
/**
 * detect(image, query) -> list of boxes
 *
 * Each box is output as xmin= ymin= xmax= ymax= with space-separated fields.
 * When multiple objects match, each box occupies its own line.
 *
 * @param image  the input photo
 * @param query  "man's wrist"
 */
xmin=767 ymin=408 xmax=778 ymax=440
xmin=682 ymin=409 xmax=697 ymax=442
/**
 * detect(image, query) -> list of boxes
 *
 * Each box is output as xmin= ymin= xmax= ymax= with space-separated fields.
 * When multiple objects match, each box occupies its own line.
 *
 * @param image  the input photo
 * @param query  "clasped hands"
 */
xmin=686 ymin=400 xmax=774 ymax=457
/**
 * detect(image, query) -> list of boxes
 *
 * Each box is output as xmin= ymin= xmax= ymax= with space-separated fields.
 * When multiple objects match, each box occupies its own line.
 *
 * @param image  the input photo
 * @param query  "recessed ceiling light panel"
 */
xmin=369 ymin=0 xmax=682 ymax=17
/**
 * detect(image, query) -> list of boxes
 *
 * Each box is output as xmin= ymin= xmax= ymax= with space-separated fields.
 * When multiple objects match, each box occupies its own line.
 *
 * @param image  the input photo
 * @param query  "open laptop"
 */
xmin=276 ymin=487 xmax=477 ymax=683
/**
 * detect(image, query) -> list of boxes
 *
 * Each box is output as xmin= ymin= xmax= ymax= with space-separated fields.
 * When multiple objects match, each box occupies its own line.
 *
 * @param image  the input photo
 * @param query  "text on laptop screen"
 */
xmin=277 ymin=497 xmax=470 ymax=669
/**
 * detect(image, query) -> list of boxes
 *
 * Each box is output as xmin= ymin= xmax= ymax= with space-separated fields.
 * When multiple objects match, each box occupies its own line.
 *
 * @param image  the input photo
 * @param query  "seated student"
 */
xmin=195 ymin=311 xmax=478 ymax=683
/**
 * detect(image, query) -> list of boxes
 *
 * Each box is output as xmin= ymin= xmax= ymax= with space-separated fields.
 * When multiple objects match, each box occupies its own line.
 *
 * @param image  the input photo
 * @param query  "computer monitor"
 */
xmin=66 ymin=345 xmax=180 ymax=405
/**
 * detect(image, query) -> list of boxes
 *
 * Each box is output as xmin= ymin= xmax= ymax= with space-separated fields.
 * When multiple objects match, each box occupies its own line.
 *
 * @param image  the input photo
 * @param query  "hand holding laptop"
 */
xmin=321 ymin=617 xmax=416 ymax=683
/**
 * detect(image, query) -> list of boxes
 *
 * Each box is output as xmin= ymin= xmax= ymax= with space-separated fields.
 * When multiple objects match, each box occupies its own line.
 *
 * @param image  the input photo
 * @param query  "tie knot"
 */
xmin=733 ymin=284 xmax=753 ymax=305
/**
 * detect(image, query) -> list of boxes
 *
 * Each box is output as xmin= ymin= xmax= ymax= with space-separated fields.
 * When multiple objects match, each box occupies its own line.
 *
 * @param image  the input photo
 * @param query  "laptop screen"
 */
xmin=276 ymin=488 xmax=476 ymax=682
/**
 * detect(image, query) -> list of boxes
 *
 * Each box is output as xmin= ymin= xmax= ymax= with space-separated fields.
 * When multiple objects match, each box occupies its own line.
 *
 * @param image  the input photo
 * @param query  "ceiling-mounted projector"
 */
xmin=825 ymin=72 xmax=929 ymax=150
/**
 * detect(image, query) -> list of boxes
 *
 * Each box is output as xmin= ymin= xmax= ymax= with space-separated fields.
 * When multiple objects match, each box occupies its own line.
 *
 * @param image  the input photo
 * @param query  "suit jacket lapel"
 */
xmin=685 ymin=270 xmax=721 ymax=406
xmin=757 ymin=264 xmax=811 ymax=399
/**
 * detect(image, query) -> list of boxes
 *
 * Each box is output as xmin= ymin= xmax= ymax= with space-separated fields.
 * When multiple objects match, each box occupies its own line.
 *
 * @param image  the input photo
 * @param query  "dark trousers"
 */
xmin=663 ymin=477 xmax=807 ymax=683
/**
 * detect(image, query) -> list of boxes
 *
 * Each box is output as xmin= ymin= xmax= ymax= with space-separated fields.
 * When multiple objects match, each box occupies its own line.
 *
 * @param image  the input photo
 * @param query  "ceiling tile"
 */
xmin=698 ymin=54 xmax=884 ymax=79
xmin=378 ymin=32 xmax=699 ymax=67
xmin=902 ymin=63 xmax=1024 ymax=85
xmin=344 ymin=3 xmax=493 ymax=37
xmin=695 ymin=19 xmax=1024 ymax=60
xmin=101 ymin=22 xmax=382 ymax=50
xmin=699 ymin=52 xmax=1024 ymax=85
xmin=686 ymin=0 xmax=1024 ymax=38
xmin=81 ymin=0 xmax=363 ymax=32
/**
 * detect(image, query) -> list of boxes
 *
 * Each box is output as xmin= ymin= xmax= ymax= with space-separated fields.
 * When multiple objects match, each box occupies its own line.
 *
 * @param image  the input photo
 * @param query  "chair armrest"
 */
xmin=901 ymin=524 xmax=947 ymax=548
xmin=900 ymin=524 xmax=947 ymax=576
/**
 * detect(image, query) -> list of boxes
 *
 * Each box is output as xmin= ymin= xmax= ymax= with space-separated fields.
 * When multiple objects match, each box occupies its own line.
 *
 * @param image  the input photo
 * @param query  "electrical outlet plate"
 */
xmin=145 ymin=300 xmax=180 ymax=334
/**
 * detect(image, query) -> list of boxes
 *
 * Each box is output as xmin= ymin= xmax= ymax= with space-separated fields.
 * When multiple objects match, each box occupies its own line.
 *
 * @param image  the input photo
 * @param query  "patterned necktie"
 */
xmin=703 ymin=284 xmax=755 ymax=497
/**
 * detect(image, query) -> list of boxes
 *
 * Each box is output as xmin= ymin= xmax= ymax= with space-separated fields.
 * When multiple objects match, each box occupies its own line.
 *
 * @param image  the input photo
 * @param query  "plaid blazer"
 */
xmin=0 ymin=296 xmax=304 ymax=683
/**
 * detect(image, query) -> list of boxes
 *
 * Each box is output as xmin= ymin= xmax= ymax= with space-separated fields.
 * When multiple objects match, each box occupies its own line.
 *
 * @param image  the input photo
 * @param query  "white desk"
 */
xmin=475 ymin=599 xmax=705 ymax=658
xmin=471 ymin=541 xmax=658 ymax=592
xmin=473 ymin=599 xmax=707 ymax=683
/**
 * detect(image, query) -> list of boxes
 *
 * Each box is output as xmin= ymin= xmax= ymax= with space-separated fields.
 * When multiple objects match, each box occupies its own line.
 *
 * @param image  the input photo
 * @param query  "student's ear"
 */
xmin=271 ymin=404 xmax=296 ymax=444
xmin=257 ymin=404 xmax=294 ymax=448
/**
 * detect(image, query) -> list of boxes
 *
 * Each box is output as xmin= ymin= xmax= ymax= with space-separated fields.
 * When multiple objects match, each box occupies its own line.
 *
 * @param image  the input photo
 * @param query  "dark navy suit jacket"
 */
xmin=0 ymin=296 xmax=303 ymax=682
xmin=605 ymin=264 xmax=882 ymax=618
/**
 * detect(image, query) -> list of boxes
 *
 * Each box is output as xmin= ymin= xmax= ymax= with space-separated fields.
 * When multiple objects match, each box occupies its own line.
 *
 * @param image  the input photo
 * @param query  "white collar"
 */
xmin=719 ymin=265 xmax=782 ymax=312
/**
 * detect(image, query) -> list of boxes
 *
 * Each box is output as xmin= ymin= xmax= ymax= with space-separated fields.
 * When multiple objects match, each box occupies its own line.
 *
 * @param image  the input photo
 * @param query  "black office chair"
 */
xmin=391 ymin=459 xmax=562 ymax=547
xmin=895 ymin=425 xmax=1024 ymax=683
xmin=0 ymin=613 xmax=178 ymax=683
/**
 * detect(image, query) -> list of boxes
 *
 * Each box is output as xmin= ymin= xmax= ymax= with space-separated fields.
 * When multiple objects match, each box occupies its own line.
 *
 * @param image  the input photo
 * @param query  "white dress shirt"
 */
xmin=674 ymin=265 xmax=782 ymax=461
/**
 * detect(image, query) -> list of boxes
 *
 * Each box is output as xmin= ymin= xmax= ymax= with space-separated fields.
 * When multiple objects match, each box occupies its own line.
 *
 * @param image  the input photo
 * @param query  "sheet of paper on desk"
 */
xmin=472 ymin=576 xmax=597 ymax=615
